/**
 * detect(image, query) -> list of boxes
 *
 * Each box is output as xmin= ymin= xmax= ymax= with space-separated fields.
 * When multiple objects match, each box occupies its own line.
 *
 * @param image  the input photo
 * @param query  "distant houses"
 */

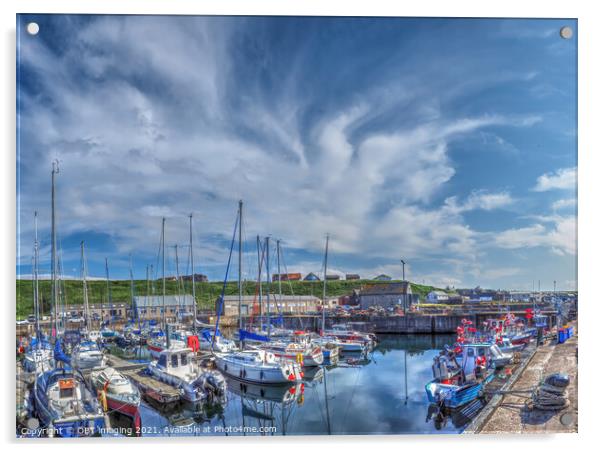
xmin=182 ymin=273 xmax=208 ymax=282
xmin=373 ymin=274 xmax=392 ymax=281
xmin=325 ymin=274 xmax=341 ymax=281
xmin=272 ymin=273 xmax=302 ymax=282
xmin=345 ymin=274 xmax=360 ymax=280
xmin=304 ymin=272 xmax=321 ymax=281
xmin=426 ymin=291 xmax=449 ymax=303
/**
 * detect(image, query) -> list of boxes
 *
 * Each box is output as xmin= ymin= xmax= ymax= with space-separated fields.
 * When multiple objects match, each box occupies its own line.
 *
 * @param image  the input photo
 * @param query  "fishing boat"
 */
xmin=147 ymin=346 xmax=226 ymax=403
xmin=90 ymin=367 xmax=141 ymax=428
xmin=425 ymin=343 xmax=496 ymax=409
xmin=147 ymin=336 xmax=186 ymax=360
xmin=323 ymin=323 xmax=377 ymax=346
xmin=215 ymin=348 xmax=303 ymax=384
xmin=32 ymin=368 xmax=105 ymax=437
xmin=71 ymin=340 xmax=106 ymax=370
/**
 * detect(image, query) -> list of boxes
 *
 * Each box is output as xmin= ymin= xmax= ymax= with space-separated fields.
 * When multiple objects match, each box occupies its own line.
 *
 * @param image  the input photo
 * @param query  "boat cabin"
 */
xmin=156 ymin=347 xmax=196 ymax=377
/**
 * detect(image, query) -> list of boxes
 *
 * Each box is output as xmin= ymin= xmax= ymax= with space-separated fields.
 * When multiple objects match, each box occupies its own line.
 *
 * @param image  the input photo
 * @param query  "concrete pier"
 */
xmin=466 ymin=323 xmax=578 ymax=434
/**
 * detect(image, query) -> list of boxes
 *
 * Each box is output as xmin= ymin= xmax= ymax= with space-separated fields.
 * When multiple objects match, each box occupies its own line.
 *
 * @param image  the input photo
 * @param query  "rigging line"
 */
xmin=211 ymin=209 xmax=239 ymax=351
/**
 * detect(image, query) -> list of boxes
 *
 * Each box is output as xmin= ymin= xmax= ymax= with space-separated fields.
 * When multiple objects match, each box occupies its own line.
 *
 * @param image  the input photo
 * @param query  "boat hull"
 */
xmin=215 ymin=355 xmax=301 ymax=385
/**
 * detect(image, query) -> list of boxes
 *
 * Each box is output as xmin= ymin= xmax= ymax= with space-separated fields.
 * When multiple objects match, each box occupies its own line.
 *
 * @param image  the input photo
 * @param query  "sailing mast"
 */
xmin=189 ymin=214 xmax=197 ymax=335
xmin=238 ymin=200 xmax=243 ymax=334
xmin=129 ymin=254 xmax=136 ymax=325
xmin=51 ymin=160 xmax=60 ymax=335
xmin=175 ymin=244 xmax=181 ymax=316
xmin=257 ymin=236 xmax=263 ymax=327
xmin=80 ymin=241 xmax=90 ymax=335
xmin=161 ymin=217 xmax=166 ymax=331
xmin=105 ymin=258 xmax=111 ymax=325
xmin=265 ymin=236 xmax=271 ymax=337
xmin=321 ymin=234 xmax=329 ymax=333
xmin=33 ymin=211 xmax=40 ymax=338
xmin=277 ymin=239 xmax=282 ymax=311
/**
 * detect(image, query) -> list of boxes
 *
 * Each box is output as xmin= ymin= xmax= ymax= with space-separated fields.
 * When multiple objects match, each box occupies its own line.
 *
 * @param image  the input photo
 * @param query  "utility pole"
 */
xmin=400 ymin=259 xmax=406 ymax=281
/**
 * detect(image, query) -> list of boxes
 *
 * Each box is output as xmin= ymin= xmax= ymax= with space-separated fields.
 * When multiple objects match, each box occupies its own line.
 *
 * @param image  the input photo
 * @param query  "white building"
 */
xmin=426 ymin=291 xmax=450 ymax=303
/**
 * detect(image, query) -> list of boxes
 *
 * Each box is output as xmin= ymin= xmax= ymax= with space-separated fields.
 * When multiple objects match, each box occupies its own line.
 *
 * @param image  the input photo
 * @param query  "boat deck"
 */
xmin=121 ymin=369 xmax=181 ymax=405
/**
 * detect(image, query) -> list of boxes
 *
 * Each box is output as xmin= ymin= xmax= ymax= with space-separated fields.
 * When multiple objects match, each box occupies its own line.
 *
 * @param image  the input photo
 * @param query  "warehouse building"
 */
xmin=216 ymin=294 xmax=320 ymax=317
xmin=359 ymin=282 xmax=416 ymax=309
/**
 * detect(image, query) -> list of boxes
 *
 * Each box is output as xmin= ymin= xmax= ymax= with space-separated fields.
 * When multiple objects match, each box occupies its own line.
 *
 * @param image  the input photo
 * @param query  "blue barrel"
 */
xmin=558 ymin=329 xmax=567 ymax=344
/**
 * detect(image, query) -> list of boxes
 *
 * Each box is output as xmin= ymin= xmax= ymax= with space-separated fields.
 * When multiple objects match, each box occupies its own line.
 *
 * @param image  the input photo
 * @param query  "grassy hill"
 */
xmin=16 ymin=278 xmax=437 ymax=319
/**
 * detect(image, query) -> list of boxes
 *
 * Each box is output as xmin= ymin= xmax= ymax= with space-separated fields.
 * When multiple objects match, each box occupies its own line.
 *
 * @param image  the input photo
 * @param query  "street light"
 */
xmin=400 ymin=259 xmax=406 ymax=281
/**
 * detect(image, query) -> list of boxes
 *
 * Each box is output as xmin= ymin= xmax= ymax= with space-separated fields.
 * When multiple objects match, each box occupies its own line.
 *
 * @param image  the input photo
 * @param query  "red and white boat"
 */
xmin=90 ymin=367 xmax=141 ymax=431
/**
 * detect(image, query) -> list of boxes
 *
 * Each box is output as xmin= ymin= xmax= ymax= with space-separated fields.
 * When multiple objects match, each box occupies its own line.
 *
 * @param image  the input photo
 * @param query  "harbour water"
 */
xmin=106 ymin=334 xmax=474 ymax=436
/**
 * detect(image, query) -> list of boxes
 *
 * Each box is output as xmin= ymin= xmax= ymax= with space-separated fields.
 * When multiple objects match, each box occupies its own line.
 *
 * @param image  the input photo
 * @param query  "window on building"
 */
xmin=171 ymin=354 xmax=178 ymax=367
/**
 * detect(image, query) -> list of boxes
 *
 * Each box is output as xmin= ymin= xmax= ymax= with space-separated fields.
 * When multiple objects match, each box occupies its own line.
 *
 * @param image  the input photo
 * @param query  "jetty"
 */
xmin=465 ymin=322 xmax=578 ymax=434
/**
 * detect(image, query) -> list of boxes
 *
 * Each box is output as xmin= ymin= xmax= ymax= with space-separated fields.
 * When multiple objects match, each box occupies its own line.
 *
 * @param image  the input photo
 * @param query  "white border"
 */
xmin=2 ymin=1 xmax=599 ymax=451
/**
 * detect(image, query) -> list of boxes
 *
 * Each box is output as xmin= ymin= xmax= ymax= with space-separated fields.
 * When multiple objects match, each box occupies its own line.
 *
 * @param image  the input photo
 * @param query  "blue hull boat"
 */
xmin=425 ymin=373 xmax=494 ymax=408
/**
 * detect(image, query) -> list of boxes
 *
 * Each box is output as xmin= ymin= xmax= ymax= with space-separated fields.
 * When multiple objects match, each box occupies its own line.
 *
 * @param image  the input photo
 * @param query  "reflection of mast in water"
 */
xmin=324 ymin=365 xmax=332 ymax=435
xmin=229 ymin=378 xmax=302 ymax=436
xmin=404 ymin=349 xmax=408 ymax=405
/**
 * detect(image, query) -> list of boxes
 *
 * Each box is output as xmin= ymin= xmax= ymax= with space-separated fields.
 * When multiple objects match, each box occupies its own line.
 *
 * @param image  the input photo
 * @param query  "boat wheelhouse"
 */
xmin=147 ymin=346 xmax=226 ymax=403
xmin=71 ymin=340 xmax=106 ymax=370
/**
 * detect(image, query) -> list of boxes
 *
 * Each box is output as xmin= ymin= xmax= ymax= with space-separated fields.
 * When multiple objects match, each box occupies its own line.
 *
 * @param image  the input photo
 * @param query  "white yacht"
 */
xmin=147 ymin=346 xmax=226 ymax=403
xmin=215 ymin=349 xmax=303 ymax=384
xmin=71 ymin=340 xmax=106 ymax=370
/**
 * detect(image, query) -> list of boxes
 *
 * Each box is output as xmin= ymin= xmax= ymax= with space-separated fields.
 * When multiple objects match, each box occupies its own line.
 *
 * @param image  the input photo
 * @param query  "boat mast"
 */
xmin=161 ymin=217 xmax=166 ymax=331
xmin=238 ymin=200 xmax=243 ymax=333
xmin=257 ymin=235 xmax=263 ymax=327
xmin=175 ymin=244 xmax=181 ymax=316
xmin=129 ymin=254 xmax=136 ymax=324
xmin=51 ymin=160 xmax=59 ymax=334
xmin=81 ymin=241 xmax=90 ymax=334
xmin=321 ymin=234 xmax=329 ymax=333
xmin=265 ymin=236 xmax=271 ymax=337
xmin=33 ymin=211 xmax=40 ymax=338
xmin=105 ymin=258 xmax=111 ymax=325
xmin=189 ymin=214 xmax=197 ymax=335
xmin=277 ymin=239 xmax=282 ymax=309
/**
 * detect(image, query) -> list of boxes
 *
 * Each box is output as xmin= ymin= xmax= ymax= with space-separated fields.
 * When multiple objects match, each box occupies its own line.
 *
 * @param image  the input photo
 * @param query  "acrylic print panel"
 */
xmin=16 ymin=15 xmax=577 ymax=437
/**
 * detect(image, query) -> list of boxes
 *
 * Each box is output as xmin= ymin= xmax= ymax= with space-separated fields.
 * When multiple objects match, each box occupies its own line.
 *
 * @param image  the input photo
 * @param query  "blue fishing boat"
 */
xmin=425 ymin=343 xmax=496 ymax=409
xmin=32 ymin=368 xmax=105 ymax=437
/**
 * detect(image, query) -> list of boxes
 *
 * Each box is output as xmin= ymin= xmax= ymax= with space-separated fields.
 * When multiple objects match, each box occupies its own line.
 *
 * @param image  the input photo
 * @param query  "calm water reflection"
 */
xmin=129 ymin=334 xmax=471 ymax=436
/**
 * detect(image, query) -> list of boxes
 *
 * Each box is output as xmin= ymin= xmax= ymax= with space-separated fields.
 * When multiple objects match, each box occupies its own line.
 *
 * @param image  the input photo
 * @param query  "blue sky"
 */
xmin=16 ymin=15 xmax=577 ymax=290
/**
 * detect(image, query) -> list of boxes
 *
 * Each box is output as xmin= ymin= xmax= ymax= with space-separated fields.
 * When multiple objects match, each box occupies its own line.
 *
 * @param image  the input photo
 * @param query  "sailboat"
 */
xmin=147 ymin=218 xmax=185 ymax=359
xmin=213 ymin=201 xmax=303 ymax=384
xmin=70 ymin=241 xmax=106 ymax=371
xmin=23 ymin=211 xmax=55 ymax=374
xmin=257 ymin=240 xmax=324 ymax=367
